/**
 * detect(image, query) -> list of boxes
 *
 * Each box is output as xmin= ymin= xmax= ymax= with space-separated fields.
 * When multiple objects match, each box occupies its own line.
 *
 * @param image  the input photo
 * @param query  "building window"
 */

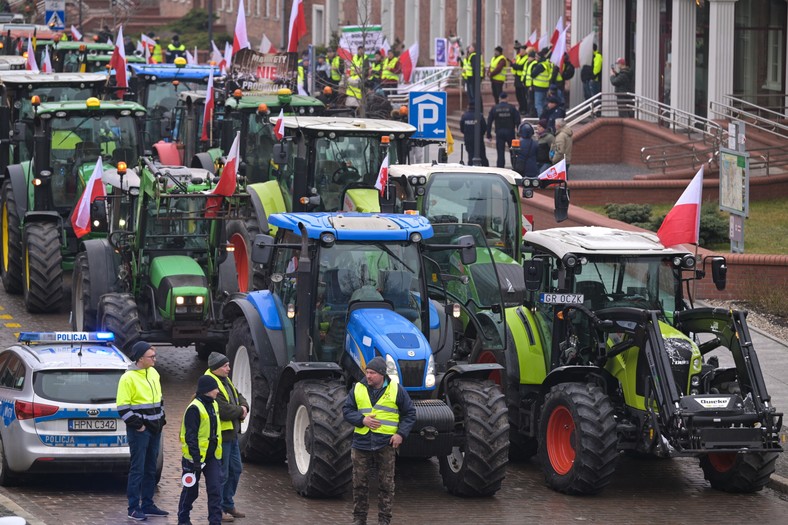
xmin=227 ymin=0 xmax=234 ymax=13
xmin=381 ymin=0 xmax=396 ymax=44
xmin=764 ymin=29 xmax=783 ymax=90
xmin=314 ymin=5 xmax=326 ymax=46
xmin=255 ymin=0 xmax=261 ymax=17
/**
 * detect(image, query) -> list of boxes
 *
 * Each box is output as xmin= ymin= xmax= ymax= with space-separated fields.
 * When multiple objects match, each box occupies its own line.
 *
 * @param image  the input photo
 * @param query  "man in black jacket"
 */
xmin=610 ymin=57 xmax=635 ymax=117
xmin=344 ymin=356 xmax=416 ymax=525
xmin=460 ymin=102 xmax=489 ymax=166
xmin=486 ymin=92 xmax=521 ymax=168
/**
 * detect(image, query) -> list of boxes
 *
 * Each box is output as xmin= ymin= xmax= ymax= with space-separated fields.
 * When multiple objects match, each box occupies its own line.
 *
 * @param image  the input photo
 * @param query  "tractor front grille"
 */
xmin=398 ymin=359 xmax=425 ymax=388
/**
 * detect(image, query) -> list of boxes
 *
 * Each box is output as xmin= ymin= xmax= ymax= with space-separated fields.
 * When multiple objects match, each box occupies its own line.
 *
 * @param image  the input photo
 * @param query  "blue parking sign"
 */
xmin=408 ymin=91 xmax=448 ymax=140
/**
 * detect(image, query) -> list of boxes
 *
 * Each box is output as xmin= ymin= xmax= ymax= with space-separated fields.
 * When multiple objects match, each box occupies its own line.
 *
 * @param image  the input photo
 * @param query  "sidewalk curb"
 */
xmin=0 ymin=492 xmax=46 ymax=525
xmin=768 ymin=473 xmax=788 ymax=494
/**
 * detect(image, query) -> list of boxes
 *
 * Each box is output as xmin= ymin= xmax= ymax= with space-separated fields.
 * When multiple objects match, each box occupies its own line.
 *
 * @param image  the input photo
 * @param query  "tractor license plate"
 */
xmin=69 ymin=419 xmax=117 ymax=431
xmin=540 ymin=293 xmax=584 ymax=305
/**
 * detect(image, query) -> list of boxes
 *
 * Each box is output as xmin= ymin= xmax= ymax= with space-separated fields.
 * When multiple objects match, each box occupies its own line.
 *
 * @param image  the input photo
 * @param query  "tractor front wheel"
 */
xmin=98 ymin=293 xmax=142 ymax=355
xmin=286 ymin=379 xmax=352 ymax=497
xmin=538 ymin=382 xmax=618 ymax=495
xmin=23 ymin=221 xmax=64 ymax=313
xmin=700 ymin=451 xmax=778 ymax=493
xmin=438 ymin=379 xmax=510 ymax=497
xmin=0 ymin=181 xmax=23 ymax=294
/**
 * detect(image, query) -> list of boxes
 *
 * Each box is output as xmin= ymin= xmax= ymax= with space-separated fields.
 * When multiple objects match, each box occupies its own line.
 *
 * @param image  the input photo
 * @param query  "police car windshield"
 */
xmin=34 ymin=369 xmax=124 ymax=404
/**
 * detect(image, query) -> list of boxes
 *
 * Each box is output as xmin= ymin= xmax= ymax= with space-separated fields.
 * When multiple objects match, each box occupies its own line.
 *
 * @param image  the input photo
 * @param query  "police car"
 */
xmin=0 ymin=332 xmax=161 ymax=485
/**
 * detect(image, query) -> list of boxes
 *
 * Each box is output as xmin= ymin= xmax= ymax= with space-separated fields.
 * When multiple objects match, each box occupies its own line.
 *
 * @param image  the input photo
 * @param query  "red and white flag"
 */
xmin=71 ymin=157 xmax=106 ymax=238
xmin=374 ymin=153 xmax=390 ymax=195
xmin=214 ymin=132 xmax=240 ymax=197
xmin=109 ymin=27 xmax=128 ymax=97
xmin=287 ymin=0 xmax=307 ymax=53
xmin=41 ymin=46 xmax=52 ymax=73
xmin=550 ymin=23 xmax=570 ymax=67
xmin=550 ymin=16 xmax=564 ymax=47
xmin=211 ymin=41 xmax=223 ymax=65
xmin=537 ymin=32 xmax=551 ymax=53
xmin=657 ymin=165 xmax=704 ymax=247
xmin=71 ymin=25 xmax=83 ymax=41
xmin=568 ymin=32 xmax=595 ymax=68
xmin=538 ymin=159 xmax=567 ymax=181
xmin=201 ymin=68 xmax=215 ymax=142
xmin=524 ymin=30 xmax=538 ymax=50
xmin=141 ymin=33 xmax=155 ymax=49
xmin=25 ymin=39 xmax=38 ymax=72
xmin=273 ymin=109 xmax=285 ymax=141
xmin=232 ymin=0 xmax=250 ymax=55
xmin=185 ymin=49 xmax=195 ymax=65
xmin=259 ymin=33 xmax=277 ymax=54
xmin=337 ymin=33 xmax=353 ymax=62
xmin=222 ymin=42 xmax=232 ymax=75
xmin=400 ymin=42 xmax=419 ymax=83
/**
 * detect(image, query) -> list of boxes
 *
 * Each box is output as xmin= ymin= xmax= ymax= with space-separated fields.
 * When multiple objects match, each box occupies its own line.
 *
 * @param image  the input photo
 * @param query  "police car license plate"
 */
xmin=540 ymin=293 xmax=584 ymax=304
xmin=69 ymin=419 xmax=117 ymax=431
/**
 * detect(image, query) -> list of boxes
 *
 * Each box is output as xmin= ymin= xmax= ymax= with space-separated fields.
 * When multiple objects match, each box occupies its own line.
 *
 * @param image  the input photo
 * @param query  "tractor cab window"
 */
xmin=422 ymin=173 xmax=518 ymax=259
xmin=574 ymin=257 xmax=674 ymax=314
xmin=145 ymin=83 xmax=199 ymax=145
xmin=270 ymin=242 xmax=300 ymax=360
xmin=19 ymin=86 xmax=94 ymax=117
xmin=243 ymin=112 xmax=276 ymax=183
xmin=142 ymin=195 xmax=212 ymax=251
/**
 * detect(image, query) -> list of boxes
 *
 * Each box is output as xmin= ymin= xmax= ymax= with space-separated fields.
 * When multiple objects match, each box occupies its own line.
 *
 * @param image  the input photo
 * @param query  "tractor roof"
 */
xmin=130 ymin=64 xmax=220 ymax=81
xmin=269 ymin=212 xmax=433 ymax=242
xmin=226 ymin=93 xmax=324 ymax=112
xmin=37 ymin=99 xmax=147 ymax=114
xmin=0 ymin=72 xmax=107 ymax=85
xmin=0 ymin=56 xmax=25 ymax=69
xmin=388 ymin=163 xmax=522 ymax=185
xmin=523 ymin=227 xmax=690 ymax=258
xmin=86 ymin=54 xmax=147 ymax=64
xmin=53 ymin=42 xmax=115 ymax=52
xmin=277 ymin=116 xmax=416 ymax=135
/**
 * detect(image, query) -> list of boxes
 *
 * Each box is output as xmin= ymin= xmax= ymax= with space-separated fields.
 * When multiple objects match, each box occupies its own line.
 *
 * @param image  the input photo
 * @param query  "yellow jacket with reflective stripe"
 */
xmin=351 ymin=54 xmax=365 ymax=79
xmin=180 ymin=398 xmax=222 ymax=462
xmin=382 ymin=56 xmax=399 ymax=81
xmin=353 ymin=381 xmax=399 ymax=435
xmin=514 ymin=54 xmax=528 ymax=82
xmin=205 ymin=370 xmax=240 ymax=433
xmin=489 ymin=54 xmax=507 ymax=82
xmin=524 ymin=59 xmax=537 ymax=87
xmin=330 ymin=55 xmax=343 ymax=81
xmin=116 ymin=367 xmax=164 ymax=432
xmin=533 ymin=59 xmax=553 ymax=89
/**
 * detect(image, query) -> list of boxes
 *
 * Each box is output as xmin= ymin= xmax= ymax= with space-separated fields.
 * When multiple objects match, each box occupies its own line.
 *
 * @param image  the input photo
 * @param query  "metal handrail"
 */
xmin=640 ymin=140 xmax=718 ymax=173
xmin=709 ymin=99 xmax=788 ymax=140
xmin=383 ymin=67 xmax=460 ymax=105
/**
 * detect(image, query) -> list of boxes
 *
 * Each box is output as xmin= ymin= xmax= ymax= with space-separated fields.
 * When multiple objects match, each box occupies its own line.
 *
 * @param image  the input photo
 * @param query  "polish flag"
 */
xmin=337 ymin=33 xmax=353 ymax=62
xmin=214 ymin=132 xmax=240 ymax=197
xmin=185 ymin=49 xmax=195 ymax=65
xmin=259 ymin=33 xmax=277 ymax=54
xmin=538 ymin=159 xmax=567 ymax=181
xmin=109 ymin=27 xmax=128 ymax=97
xmin=71 ymin=25 xmax=83 ymax=41
xmin=550 ymin=23 xmax=570 ymax=67
xmin=273 ymin=109 xmax=285 ymax=141
xmin=211 ymin=41 xmax=223 ymax=65
xmin=657 ymin=165 xmax=704 ymax=247
xmin=71 ymin=157 xmax=106 ymax=238
xmin=400 ymin=42 xmax=419 ymax=83
xmin=25 ymin=39 xmax=38 ymax=72
xmin=550 ymin=17 xmax=564 ymax=47
xmin=144 ymin=43 xmax=152 ymax=64
xmin=374 ymin=153 xmax=390 ymax=196
xmin=201 ymin=68 xmax=215 ymax=142
xmin=141 ymin=33 xmax=155 ymax=49
xmin=524 ymin=30 xmax=538 ymax=50
xmin=287 ymin=0 xmax=307 ymax=53
xmin=232 ymin=0 xmax=250 ymax=55
xmin=537 ymin=32 xmax=551 ymax=53
xmin=41 ymin=46 xmax=52 ymax=73
xmin=568 ymin=32 xmax=595 ymax=68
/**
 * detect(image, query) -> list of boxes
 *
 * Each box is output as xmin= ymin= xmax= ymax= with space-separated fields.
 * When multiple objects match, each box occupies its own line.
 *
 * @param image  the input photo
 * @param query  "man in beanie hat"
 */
xmin=116 ymin=341 xmax=168 ymax=521
xmin=205 ymin=353 xmax=249 ymax=521
xmin=178 ymin=375 xmax=222 ymax=525
xmin=343 ymin=356 xmax=416 ymax=525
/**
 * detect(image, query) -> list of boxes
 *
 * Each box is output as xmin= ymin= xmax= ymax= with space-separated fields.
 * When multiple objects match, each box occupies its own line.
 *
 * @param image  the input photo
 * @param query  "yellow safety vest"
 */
xmin=515 ymin=54 xmax=528 ymax=82
xmin=462 ymin=54 xmax=473 ymax=79
xmin=382 ymin=57 xmax=399 ymax=81
xmin=490 ymin=54 xmax=507 ymax=82
xmin=525 ymin=60 xmax=537 ymax=87
xmin=353 ymin=381 xmax=399 ymax=436
xmin=592 ymin=51 xmax=603 ymax=78
xmin=204 ymin=370 xmax=240 ymax=433
xmin=180 ymin=398 xmax=222 ymax=463
xmin=330 ymin=55 xmax=342 ymax=81
xmin=533 ymin=59 xmax=552 ymax=89
xmin=351 ymin=54 xmax=365 ymax=78
xmin=152 ymin=44 xmax=163 ymax=64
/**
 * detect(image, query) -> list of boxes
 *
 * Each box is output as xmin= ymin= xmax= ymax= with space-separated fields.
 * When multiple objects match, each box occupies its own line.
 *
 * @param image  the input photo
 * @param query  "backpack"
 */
xmin=580 ymin=64 xmax=594 ymax=82
xmin=561 ymin=61 xmax=575 ymax=81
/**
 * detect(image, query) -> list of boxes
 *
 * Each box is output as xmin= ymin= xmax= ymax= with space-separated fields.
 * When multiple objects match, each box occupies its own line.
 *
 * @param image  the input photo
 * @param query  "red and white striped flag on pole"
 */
xmin=525 ymin=30 xmax=538 ymax=50
xmin=259 ymin=33 xmax=277 ymax=54
xmin=71 ymin=25 xmax=83 ymax=41
xmin=538 ymin=159 xmax=568 ymax=181
xmin=109 ymin=27 xmax=128 ymax=98
xmin=550 ymin=23 xmax=570 ymax=67
xmin=232 ymin=0 xmax=250 ymax=55
xmin=214 ymin=132 xmax=240 ymax=197
xmin=26 ymin=39 xmax=39 ymax=72
xmin=657 ymin=165 xmax=704 ymax=247
xmin=374 ymin=153 xmax=390 ymax=196
xmin=551 ymin=17 xmax=564 ymax=47
xmin=287 ymin=0 xmax=307 ymax=53
xmin=71 ymin=157 xmax=106 ymax=238
xmin=273 ymin=109 xmax=285 ymax=141
xmin=400 ymin=42 xmax=419 ymax=83
xmin=41 ymin=46 xmax=52 ymax=73
xmin=201 ymin=68 xmax=215 ymax=142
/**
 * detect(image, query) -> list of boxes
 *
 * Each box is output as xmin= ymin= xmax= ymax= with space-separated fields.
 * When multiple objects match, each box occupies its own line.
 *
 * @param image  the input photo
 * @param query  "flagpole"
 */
xmin=208 ymin=0 xmax=213 ymax=49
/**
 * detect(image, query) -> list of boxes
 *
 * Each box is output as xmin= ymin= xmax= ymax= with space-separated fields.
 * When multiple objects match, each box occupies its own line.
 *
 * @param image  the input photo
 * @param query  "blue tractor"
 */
xmin=222 ymin=212 xmax=510 ymax=498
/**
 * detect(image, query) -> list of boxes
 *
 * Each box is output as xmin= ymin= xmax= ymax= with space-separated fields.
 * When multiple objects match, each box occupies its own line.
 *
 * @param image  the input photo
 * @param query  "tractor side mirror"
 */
xmin=455 ymin=234 xmax=477 ymax=265
xmin=437 ymin=147 xmax=448 ymax=164
xmin=272 ymin=142 xmax=290 ymax=165
xmin=250 ymin=234 xmax=275 ymax=266
xmin=523 ymin=258 xmax=544 ymax=292
xmin=709 ymin=256 xmax=727 ymax=291
xmin=554 ymin=186 xmax=569 ymax=223
xmin=89 ymin=198 xmax=108 ymax=233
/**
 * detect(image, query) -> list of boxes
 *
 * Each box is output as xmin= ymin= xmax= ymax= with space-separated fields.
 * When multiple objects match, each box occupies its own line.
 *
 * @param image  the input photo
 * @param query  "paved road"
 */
xmin=1 ymin=287 xmax=787 ymax=524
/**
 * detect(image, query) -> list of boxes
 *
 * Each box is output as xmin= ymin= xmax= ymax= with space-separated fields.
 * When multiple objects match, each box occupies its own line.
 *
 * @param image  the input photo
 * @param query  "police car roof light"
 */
xmin=18 ymin=332 xmax=116 ymax=344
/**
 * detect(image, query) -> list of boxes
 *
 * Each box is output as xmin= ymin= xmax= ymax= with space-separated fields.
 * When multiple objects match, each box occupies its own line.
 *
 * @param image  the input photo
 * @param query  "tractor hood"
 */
xmin=101 ymin=165 xmax=141 ymax=191
xmin=149 ymin=256 xmax=209 ymax=316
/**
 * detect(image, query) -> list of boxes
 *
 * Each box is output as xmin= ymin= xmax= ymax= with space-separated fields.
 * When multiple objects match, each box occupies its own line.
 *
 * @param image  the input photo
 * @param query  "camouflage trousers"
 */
xmin=352 ymin=446 xmax=396 ymax=525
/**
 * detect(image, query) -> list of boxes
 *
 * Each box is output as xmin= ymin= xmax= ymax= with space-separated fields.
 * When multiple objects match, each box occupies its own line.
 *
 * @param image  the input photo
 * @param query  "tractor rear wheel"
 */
xmin=226 ymin=218 xmax=265 ymax=293
xmin=226 ymin=317 xmax=285 ymax=464
xmin=286 ymin=379 xmax=352 ymax=497
xmin=0 ymin=181 xmax=23 ymax=294
xmin=538 ymin=382 xmax=618 ymax=495
xmin=98 ymin=293 xmax=142 ymax=355
xmin=438 ymin=379 xmax=509 ymax=496
xmin=700 ymin=451 xmax=778 ymax=493
xmin=23 ymin=221 xmax=64 ymax=313
xmin=72 ymin=251 xmax=96 ymax=330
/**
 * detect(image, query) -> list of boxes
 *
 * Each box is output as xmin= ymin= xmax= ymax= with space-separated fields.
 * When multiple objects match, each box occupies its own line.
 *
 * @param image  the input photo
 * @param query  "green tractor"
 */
xmin=72 ymin=156 xmax=250 ymax=357
xmin=1 ymin=96 xmax=146 ymax=312
xmin=510 ymin=226 xmax=782 ymax=494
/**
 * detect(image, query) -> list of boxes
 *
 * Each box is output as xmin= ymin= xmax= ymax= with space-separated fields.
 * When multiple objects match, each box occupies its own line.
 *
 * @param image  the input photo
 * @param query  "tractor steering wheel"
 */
xmin=331 ymin=165 xmax=361 ymax=185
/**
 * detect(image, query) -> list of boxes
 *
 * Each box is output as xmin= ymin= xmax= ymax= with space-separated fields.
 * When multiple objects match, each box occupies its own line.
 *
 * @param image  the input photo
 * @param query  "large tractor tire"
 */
xmin=226 ymin=317 xmax=286 ymax=464
xmin=98 ymin=293 xmax=142 ymax=355
xmin=438 ymin=379 xmax=510 ymax=497
xmin=23 ymin=221 xmax=64 ymax=313
xmin=0 ymin=181 xmax=23 ymax=294
xmin=699 ymin=451 xmax=778 ymax=493
xmin=71 ymin=252 xmax=96 ymax=330
xmin=226 ymin=219 xmax=266 ymax=293
xmin=286 ymin=379 xmax=353 ymax=498
xmin=538 ymin=382 xmax=619 ymax=495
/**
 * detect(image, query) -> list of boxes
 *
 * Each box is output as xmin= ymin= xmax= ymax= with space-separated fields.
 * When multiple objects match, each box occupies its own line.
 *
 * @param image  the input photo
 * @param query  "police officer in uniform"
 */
xmin=460 ymin=102 xmax=489 ymax=166
xmin=344 ymin=357 xmax=416 ymax=525
xmin=486 ymin=92 xmax=521 ymax=168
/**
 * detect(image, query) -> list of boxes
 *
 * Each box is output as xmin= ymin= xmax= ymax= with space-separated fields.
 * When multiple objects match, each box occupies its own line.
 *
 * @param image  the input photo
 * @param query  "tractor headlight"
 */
xmin=176 ymin=296 xmax=185 ymax=305
xmin=425 ymin=354 xmax=435 ymax=388
xmin=196 ymin=296 xmax=204 ymax=305
xmin=690 ymin=375 xmax=700 ymax=387
xmin=385 ymin=354 xmax=400 ymax=384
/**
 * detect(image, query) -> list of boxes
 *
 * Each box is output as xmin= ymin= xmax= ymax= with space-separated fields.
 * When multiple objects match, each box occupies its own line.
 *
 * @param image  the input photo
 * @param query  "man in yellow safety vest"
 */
xmin=487 ymin=45 xmax=508 ymax=104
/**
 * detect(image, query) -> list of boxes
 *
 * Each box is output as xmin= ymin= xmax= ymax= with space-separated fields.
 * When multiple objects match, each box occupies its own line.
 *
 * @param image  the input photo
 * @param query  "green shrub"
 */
xmin=606 ymin=203 xmax=729 ymax=247
xmin=604 ymin=203 xmax=652 ymax=224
